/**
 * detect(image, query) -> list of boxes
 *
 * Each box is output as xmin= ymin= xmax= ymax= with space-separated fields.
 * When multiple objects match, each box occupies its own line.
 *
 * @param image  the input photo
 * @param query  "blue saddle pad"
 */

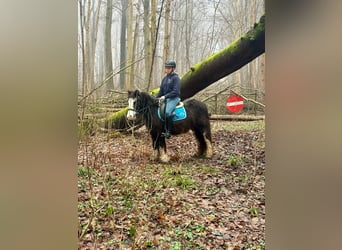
xmin=158 ymin=106 xmax=187 ymax=121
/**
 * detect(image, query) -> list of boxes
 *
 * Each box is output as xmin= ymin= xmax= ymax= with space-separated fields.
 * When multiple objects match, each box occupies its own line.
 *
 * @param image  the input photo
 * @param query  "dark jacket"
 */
xmin=156 ymin=72 xmax=180 ymax=99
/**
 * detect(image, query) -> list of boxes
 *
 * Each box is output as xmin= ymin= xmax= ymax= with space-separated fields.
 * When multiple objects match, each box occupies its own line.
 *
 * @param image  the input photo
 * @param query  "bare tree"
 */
xmin=162 ymin=0 xmax=171 ymax=78
xmin=120 ymin=0 xmax=128 ymax=90
xmin=105 ymin=0 xmax=114 ymax=91
xmin=184 ymin=0 xmax=193 ymax=68
xmin=78 ymin=0 xmax=85 ymax=92
xmin=143 ymin=0 xmax=151 ymax=90
xmin=79 ymin=0 xmax=102 ymax=101
xmin=130 ymin=5 xmax=140 ymax=91
xmin=150 ymin=0 xmax=157 ymax=87
xmin=78 ymin=0 xmax=87 ymax=119
xmin=126 ymin=0 xmax=134 ymax=90
xmin=247 ymin=0 xmax=257 ymax=89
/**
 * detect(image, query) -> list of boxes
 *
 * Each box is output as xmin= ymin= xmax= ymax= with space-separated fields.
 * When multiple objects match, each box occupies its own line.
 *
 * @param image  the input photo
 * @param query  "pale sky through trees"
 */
xmin=78 ymin=0 xmax=265 ymax=96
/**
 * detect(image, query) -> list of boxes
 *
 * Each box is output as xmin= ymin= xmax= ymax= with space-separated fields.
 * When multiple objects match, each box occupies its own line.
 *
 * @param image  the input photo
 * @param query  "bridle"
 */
xmin=128 ymin=97 xmax=157 ymax=115
xmin=128 ymin=101 xmax=150 ymax=114
xmin=127 ymin=94 xmax=161 ymax=133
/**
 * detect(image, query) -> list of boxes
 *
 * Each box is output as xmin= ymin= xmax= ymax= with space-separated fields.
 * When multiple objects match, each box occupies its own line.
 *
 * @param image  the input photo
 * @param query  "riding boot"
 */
xmin=162 ymin=116 xmax=173 ymax=139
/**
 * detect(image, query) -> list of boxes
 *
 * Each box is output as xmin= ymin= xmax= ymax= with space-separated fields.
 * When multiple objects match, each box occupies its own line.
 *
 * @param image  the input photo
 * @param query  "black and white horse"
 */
xmin=127 ymin=90 xmax=212 ymax=163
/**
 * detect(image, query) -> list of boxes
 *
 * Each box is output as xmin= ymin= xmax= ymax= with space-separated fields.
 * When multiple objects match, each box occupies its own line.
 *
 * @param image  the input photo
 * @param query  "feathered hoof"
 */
xmin=150 ymin=150 xmax=160 ymax=161
xmin=159 ymin=154 xmax=170 ymax=163
xmin=205 ymin=150 xmax=213 ymax=158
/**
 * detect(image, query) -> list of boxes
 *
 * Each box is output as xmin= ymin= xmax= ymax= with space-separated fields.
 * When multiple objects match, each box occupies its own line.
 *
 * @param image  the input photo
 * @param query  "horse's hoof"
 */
xmin=159 ymin=154 xmax=170 ymax=163
xmin=150 ymin=150 xmax=159 ymax=161
xmin=205 ymin=151 xmax=213 ymax=158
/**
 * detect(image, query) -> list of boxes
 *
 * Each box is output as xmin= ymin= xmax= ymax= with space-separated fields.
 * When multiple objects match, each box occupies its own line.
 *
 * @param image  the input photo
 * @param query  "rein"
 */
xmin=129 ymin=105 xmax=150 ymax=114
xmin=130 ymin=97 xmax=158 ymax=114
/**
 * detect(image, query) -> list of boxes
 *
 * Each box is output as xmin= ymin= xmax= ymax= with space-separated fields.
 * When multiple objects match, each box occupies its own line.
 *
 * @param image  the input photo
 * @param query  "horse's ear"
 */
xmin=128 ymin=90 xmax=137 ymax=98
xmin=134 ymin=89 xmax=140 ymax=97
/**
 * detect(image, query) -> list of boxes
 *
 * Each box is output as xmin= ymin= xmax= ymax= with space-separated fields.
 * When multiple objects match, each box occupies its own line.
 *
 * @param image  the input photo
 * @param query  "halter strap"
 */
xmin=129 ymin=95 xmax=158 ymax=114
xmin=129 ymin=106 xmax=149 ymax=114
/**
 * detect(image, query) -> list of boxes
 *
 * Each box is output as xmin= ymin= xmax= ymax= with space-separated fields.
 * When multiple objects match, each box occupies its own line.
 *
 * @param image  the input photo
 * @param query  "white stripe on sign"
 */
xmin=226 ymin=101 xmax=244 ymax=106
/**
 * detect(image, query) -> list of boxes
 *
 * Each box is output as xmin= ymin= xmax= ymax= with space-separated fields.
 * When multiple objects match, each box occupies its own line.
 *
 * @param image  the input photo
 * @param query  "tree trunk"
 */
xmin=89 ymin=0 xmax=102 ymax=99
xmin=143 ymin=0 xmax=151 ymax=91
xmin=184 ymin=0 xmax=193 ymax=68
xmin=84 ymin=0 xmax=92 ymax=100
xmin=162 ymin=0 xmax=171 ymax=79
xmin=149 ymin=0 xmax=157 ymax=90
xmin=126 ymin=0 xmax=133 ymax=90
xmin=79 ymin=0 xmax=87 ymax=120
xmin=259 ymin=54 xmax=266 ymax=92
xmin=210 ymin=114 xmax=265 ymax=121
xmin=105 ymin=0 xmax=114 ymax=91
xmin=249 ymin=0 xmax=257 ymax=89
xmin=146 ymin=0 xmax=157 ymax=91
xmin=120 ymin=0 xmax=128 ymax=90
xmin=101 ymin=14 xmax=265 ymax=130
xmin=130 ymin=12 xmax=139 ymax=90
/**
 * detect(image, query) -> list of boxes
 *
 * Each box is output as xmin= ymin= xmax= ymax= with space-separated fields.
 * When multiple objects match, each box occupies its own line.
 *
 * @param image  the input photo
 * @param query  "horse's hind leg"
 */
xmin=204 ymin=130 xmax=213 ymax=158
xmin=193 ymin=128 xmax=207 ymax=157
xmin=194 ymin=125 xmax=212 ymax=158
xmin=202 ymin=121 xmax=213 ymax=158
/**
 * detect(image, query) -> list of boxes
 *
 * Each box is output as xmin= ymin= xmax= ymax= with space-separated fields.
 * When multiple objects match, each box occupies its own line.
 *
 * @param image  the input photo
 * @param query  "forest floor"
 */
xmin=78 ymin=120 xmax=265 ymax=250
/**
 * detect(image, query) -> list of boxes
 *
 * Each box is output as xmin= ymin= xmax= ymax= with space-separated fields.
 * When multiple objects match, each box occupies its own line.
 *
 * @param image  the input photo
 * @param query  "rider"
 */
xmin=156 ymin=59 xmax=181 ymax=138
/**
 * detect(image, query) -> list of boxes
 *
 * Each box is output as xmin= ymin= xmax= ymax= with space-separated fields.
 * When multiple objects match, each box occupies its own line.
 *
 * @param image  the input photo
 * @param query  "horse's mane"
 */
xmin=139 ymin=91 xmax=158 ymax=107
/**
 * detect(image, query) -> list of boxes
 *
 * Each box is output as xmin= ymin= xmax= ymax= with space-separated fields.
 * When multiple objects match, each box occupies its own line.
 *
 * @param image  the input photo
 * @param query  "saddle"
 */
xmin=158 ymin=102 xmax=187 ymax=121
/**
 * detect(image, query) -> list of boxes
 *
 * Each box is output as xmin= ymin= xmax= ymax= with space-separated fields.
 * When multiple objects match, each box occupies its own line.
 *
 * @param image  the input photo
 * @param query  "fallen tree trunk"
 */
xmin=209 ymin=114 xmax=265 ymax=121
xmin=100 ymin=14 xmax=265 ymax=130
xmin=180 ymin=15 xmax=265 ymax=100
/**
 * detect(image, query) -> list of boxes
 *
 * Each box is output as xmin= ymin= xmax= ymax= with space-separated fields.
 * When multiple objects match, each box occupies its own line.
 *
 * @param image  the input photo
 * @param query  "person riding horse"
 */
xmin=156 ymin=60 xmax=181 ymax=138
xmin=127 ymin=89 xmax=212 ymax=163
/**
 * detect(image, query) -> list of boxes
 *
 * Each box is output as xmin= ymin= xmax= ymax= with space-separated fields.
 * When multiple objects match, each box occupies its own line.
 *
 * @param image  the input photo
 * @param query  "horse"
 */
xmin=127 ymin=90 xmax=212 ymax=163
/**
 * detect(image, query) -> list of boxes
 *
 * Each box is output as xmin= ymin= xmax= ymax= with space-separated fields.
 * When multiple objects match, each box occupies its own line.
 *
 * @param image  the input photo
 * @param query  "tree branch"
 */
xmin=78 ymin=57 xmax=144 ymax=105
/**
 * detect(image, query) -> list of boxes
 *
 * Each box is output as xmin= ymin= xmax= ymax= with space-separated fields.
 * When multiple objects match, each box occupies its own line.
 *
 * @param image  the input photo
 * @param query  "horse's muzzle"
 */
xmin=127 ymin=108 xmax=137 ymax=121
xmin=127 ymin=114 xmax=136 ymax=121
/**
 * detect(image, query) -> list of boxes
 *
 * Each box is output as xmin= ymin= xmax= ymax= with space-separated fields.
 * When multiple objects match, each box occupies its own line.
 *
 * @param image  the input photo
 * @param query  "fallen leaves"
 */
xmin=78 ymin=121 xmax=265 ymax=249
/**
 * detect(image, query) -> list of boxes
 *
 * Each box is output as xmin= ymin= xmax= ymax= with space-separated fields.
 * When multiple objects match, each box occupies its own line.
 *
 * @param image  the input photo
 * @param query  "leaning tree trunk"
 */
xmin=180 ymin=14 xmax=265 ymax=100
xmin=100 ymin=14 xmax=265 ymax=130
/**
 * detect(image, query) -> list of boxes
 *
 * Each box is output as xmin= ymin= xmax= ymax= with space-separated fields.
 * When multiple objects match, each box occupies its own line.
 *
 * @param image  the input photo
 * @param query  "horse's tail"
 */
xmin=188 ymin=99 xmax=212 ymax=142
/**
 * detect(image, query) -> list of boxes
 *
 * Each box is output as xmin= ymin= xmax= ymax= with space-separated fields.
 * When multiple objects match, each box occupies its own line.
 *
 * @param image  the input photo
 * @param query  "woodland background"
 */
xmin=78 ymin=0 xmax=265 ymax=102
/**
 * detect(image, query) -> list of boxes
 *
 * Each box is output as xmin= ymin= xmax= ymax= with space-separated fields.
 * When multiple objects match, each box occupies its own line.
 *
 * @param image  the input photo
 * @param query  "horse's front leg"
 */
xmin=151 ymin=132 xmax=160 ymax=161
xmin=158 ymin=136 xmax=170 ymax=163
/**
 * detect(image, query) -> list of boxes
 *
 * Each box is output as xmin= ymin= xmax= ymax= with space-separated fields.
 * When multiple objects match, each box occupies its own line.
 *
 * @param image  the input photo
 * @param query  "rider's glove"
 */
xmin=159 ymin=96 xmax=165 ymax=104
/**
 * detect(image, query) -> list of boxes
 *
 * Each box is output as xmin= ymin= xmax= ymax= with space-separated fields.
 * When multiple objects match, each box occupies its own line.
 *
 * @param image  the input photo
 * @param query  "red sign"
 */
xmin=226 ymin=94 xmax=244 ymax=113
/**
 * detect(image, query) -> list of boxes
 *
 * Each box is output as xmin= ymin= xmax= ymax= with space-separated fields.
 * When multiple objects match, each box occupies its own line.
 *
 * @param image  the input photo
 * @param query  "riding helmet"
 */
xmin=165 ymin=60 xmax=176 ymax=68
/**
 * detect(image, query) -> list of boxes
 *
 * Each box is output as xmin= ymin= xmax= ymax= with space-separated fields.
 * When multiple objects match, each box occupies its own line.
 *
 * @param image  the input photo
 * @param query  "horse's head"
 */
xmin=127 ymin=90 xmax=140 ymax=121
xmin=127 ymin=90 xmax=158 ymax=121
